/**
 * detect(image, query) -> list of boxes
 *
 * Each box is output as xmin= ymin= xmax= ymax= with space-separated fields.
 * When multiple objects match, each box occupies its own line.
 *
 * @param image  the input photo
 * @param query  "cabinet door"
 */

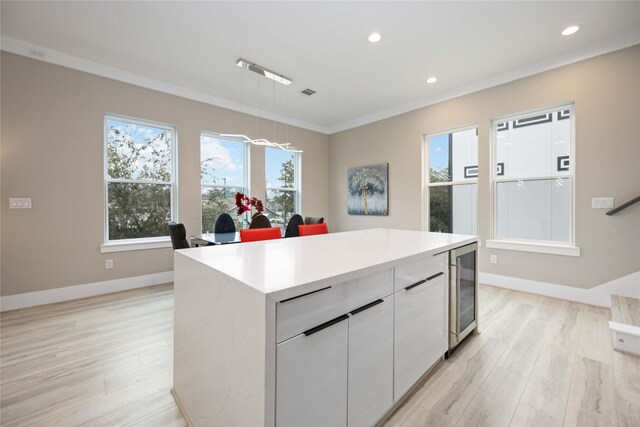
xmin=424 ymin=272 xmax=448 ymax=368
xmin=394 ymin=281 xmax=429 ymax=400
xmin=348 ymin=296 xmax=394 ymax=427
xmin=276 ymin=316 xmax=348 ymax=427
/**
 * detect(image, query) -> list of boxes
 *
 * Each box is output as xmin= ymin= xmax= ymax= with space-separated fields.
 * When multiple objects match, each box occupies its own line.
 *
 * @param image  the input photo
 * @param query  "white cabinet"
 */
xmin=394 ymin=277 xmax=430 ymax=399
xmin=276 ymin=268 xmax=393 ymax=343
xmin=276 ymin=292 xmax=395 ymax=427
xmin=277 ymin=252 xmax=449 ymax=426
xmin=276 ymin=315 xmax=349 ymax=427
xmin=393 ymin=253 xmax=448 ymax=400
xmin=348 ymin=296 xmax=394 ymax=427
xmin=424 ymin=272 xmax=448 ymax=368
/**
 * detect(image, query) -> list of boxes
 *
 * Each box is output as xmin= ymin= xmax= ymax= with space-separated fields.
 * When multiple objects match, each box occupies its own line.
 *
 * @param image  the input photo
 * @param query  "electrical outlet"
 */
xmin=9 ymin=198 xmax=32 ymax=209
xmin=106 ymin=259 xmax=113 ymax=269
xmin=490 ymin=254 xmax=497 ymax=264
xmin=592 ymin=197 xmax=614 ymax=209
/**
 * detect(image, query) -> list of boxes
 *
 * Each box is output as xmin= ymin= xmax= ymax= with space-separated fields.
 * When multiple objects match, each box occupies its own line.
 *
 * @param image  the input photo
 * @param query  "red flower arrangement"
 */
xmin=235 ymin=192 xmax=264 ymax=216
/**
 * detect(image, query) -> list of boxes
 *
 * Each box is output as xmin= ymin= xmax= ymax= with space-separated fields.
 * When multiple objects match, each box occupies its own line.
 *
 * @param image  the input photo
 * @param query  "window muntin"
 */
xmin=492 ymin=105 xmax=574 ymax=245
xmin=426 ymin=127 xmax=478 ymax=235
xmin=200 ymin=133 xmax=248 ymax=232
xmin=105 ymin=115 xmax=176 ymax=242
xmin=265 ymin=147 xmax=300 ymax=228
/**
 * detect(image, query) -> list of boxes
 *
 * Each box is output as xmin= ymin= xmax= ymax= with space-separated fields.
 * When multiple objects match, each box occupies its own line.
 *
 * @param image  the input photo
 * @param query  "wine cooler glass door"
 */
xmin=458 ymin=250 xmax=476 ymax=332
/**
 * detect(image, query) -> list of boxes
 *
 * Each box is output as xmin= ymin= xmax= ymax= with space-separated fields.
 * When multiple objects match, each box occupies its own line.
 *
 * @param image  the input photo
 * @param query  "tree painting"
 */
xmin=347 ymin=163 xmax=388 ymax=215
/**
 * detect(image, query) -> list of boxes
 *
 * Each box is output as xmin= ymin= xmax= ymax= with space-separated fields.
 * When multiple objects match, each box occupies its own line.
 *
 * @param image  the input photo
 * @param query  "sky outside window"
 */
xmin=106 ymin=119 xmax=172 ymax=181
xmin=428 ymin=133 xmax=450 ymax=182
xmin=201 ymin=135 xmax=245 ymax=186
xmin=266 ymin=148 xmax=295 ymax=188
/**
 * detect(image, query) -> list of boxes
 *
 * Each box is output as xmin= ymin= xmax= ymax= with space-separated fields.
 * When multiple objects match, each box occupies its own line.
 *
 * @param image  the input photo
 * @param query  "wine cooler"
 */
xmin=447 ymin=242 xmax=478 ymax=356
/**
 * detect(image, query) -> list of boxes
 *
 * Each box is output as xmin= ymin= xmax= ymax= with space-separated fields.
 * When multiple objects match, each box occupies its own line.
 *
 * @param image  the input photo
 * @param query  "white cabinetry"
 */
xmin=394 ymin=276 xmax=430 ymax=399
xmin=276 ymin=254 xmax=448 ymax=426
xmin=276 ymin=315 xmax=349 ymax=427
xmin=276 ymin=269 xmax=393 ymax=343
xmin=276 ymin=275 xmax=395 ymax=427
xmin=424 ymin=271 xmax=448 ymax=368
xmin=348 ymin=296 xmax=394 ymax=427
xmin=393 ymin=253 xmax=448 ymax=400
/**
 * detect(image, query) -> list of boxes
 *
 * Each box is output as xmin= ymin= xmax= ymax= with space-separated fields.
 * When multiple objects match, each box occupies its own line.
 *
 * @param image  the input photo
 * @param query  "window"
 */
xmin=201 ymin=133 xmax=248 ymax=232
xmin=489 ymin=104 xmax=577 ymax=255
xmin=426 ymin=127 xmax=478 ymax=235
xmin=104 ymin=115 xmax=176 ymax=242
xmin=265 ymin=147 xmax=300 ymax=228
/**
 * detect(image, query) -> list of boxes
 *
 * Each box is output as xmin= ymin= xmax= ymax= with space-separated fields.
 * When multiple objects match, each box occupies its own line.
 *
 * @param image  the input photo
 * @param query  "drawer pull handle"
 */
xmin=426 ymin=272 xmax=444 ymax=281
xmin=405 ymin=279 xmax=427 ymax=291
xmin=304 ymin=314 xmax=349 ymax=336
xmin=280 ymin=286 xmax=331 ymax=303
xmin=350 ymin=299 xmax=384 ymax=316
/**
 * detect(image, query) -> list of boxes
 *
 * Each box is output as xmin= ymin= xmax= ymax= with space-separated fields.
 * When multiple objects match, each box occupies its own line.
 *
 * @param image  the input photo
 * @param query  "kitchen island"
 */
xmin=172 ymin=228 xmax=476 ymax=427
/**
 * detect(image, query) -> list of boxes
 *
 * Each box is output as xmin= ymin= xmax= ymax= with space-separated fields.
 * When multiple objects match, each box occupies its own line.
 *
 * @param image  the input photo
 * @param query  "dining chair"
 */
xmin=240 ymin=227 xmax=282 ymax=243
xmin=284 ymin=214 xmax=304 ymax=238
xmin=168 ymin=221 xmax=190 ymax=249
xmin=298 ymin=223 xmax=329 ymax=236
xmin=249 ymin=214 xmax=272 ymax=229
xmin=304 ymin=216 xmax=324 ymax=225
xmin=214 ymin=212 xmax=236 ymax=234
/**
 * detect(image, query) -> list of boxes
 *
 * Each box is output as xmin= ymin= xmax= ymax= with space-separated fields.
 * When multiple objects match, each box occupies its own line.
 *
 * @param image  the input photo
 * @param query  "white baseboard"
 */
xmin=480 ymin=271 xmax=640 ymax=308
xmin=609 ymin=321 xmax=640 ymax=356
xmin=0 ymin=271 xmax=174 ymax=312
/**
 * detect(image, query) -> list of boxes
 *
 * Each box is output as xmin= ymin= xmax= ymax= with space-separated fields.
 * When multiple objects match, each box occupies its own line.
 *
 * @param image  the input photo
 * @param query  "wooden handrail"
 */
xmin=606 ymin=195 xmax=640 ymax=216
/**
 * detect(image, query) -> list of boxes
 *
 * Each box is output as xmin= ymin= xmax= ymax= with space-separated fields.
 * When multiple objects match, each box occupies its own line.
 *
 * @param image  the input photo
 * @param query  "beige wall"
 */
xmin=1 ymin=52 xmax=330 ymax=297
xmin=329 ymin=45 xmax=640 ymax=289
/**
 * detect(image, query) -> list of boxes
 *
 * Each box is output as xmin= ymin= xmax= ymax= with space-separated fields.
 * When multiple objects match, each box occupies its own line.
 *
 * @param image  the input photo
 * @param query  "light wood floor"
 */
xmin=1 ymin=284 xmax=638 ymax=427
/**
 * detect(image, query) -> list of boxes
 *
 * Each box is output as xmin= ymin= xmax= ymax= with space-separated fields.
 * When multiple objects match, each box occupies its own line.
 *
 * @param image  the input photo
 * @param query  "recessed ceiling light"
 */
xmin=426 ymin=77 xmax=438 ymax=84
xmin=561 ymin=25 xmax=581 ymax=36
xmin=368 ymin=32 xmax=382 ymax=43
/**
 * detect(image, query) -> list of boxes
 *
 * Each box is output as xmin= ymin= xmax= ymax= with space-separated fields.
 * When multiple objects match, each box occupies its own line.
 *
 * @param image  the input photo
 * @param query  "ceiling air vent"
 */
xmin=300 ymin=88 xmax=316 ymax=96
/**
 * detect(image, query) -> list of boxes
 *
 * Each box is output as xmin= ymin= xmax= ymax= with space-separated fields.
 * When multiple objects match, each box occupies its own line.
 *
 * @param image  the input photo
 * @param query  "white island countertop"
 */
xmin=177 ymin=228 xmax=476 ymax=301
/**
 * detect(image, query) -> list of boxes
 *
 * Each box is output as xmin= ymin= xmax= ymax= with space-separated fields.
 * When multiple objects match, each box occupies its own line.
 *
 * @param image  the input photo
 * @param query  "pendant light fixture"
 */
xmin=222 ymin=58 xmax=302 ymax=153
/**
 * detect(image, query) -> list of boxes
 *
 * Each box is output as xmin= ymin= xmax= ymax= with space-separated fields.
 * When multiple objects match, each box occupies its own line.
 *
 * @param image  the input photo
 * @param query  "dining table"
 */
xmin=191 ymin=228 xmax=287 ymax=247
xmin=190 ymin=232 xmax=240 ymax=247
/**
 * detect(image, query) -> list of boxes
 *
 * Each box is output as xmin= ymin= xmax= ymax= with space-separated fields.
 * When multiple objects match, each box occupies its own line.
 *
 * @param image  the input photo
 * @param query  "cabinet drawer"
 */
xmin=277 ymin=268 xmax=393 ymax=343
xmin=394 ymin=252 xmax=447 ymax=292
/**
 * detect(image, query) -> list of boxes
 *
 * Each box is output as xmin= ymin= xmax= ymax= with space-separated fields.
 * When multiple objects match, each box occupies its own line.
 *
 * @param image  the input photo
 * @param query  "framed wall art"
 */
xmin=347 ymin=163 xmax=388 ymax=215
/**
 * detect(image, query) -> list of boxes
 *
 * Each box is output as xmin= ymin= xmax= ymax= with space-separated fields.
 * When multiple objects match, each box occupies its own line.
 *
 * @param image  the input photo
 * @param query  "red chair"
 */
xmin=240 ymin=227 xmax=282 ymax=243
xmin=298 ymin=223 xmax=328 ymax=236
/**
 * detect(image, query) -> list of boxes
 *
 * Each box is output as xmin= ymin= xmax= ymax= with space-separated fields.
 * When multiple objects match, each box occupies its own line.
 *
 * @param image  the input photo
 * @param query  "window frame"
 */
xmin=423 ymin=124 xmax=479 ymax=235
xmin=101 ymin=113 xmax=177 ymax=252
xmin=264 ymin=147 xmax=302 ymax=225
xmin=487 ymin=104 xmax=580 ymax=256
xmin=200 ymin=131 xmax=250 ymax=233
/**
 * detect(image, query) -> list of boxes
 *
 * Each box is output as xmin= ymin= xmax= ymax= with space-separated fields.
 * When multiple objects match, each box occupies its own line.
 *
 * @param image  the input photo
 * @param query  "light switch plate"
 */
xmin=592 ymin=197 xmax=614 ymax=209
xmin=9 ymin=198 xmax=32 ymax=209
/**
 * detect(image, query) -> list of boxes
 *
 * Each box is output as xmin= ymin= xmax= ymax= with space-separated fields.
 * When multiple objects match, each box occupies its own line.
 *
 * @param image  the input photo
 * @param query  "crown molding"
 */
xmin=2 ymin=34 xmax=639 ymax=136
xmin=0 ymin=36 xmax=331 ymax=135
xmin=326 ymin=33 xmax=640 ymax=134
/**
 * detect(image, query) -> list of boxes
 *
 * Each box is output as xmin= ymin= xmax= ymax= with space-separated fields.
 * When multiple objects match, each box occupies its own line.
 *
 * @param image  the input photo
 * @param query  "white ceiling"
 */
xmin=2 ymin=1 xmax=639 ymax=134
